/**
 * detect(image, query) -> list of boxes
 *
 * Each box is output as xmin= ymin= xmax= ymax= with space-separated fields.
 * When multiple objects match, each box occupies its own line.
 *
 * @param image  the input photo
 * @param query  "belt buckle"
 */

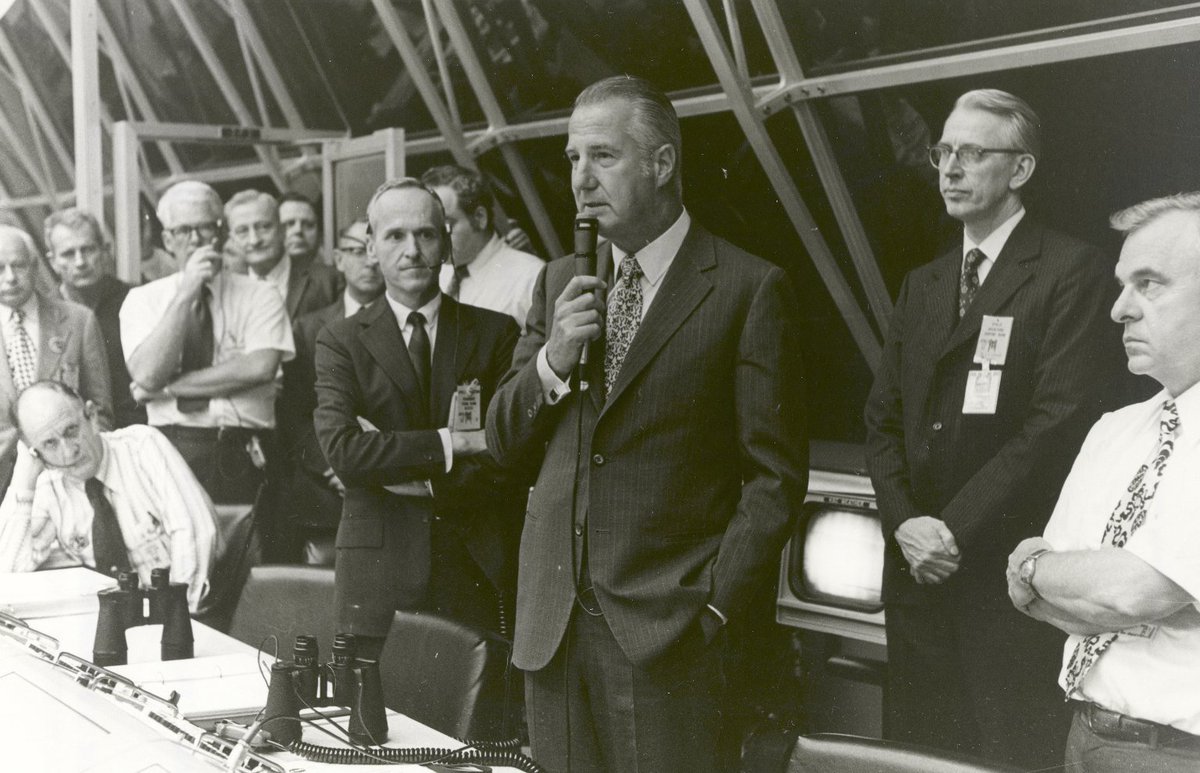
xmin=1085 ymin=704 xmax=1156 ymax=745
xmin=575 ymin=586 xmax=602 ymax=617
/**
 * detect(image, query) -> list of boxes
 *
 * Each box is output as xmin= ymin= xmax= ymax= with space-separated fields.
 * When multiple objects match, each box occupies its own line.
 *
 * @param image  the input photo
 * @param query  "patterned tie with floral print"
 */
xmin=604 ymin=256 xmax=643 ymax=397
xmin=1063 ymin=399 xmax=1179 ymax=697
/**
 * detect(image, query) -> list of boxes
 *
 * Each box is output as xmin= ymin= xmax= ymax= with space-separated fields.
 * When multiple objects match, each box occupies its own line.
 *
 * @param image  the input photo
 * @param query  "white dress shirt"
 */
xmin=0 ymin=425 xmax=219 ymax=611
xmin=249 ymin=254 xmax=292 ymax=303
xmin=1043 ymin=384 xmax=1200 ymax=733
xmin=439 ymin=234 xmax=542 ymax=331
xmin=120 ymin=271 xmax=295 ymax=428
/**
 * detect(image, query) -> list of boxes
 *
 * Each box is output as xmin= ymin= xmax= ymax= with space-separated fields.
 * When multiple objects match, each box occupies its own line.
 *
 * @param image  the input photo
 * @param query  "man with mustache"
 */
xmin=864 ymin=89 xmax=1124 ymax=768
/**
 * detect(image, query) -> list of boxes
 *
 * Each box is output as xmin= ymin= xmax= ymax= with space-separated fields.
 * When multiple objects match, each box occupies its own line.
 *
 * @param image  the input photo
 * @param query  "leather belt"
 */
xmin=1072 ymin=700 xmax=1200 ymax=749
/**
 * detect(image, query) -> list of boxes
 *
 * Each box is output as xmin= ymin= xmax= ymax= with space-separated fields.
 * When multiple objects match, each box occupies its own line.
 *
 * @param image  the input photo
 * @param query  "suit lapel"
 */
xmin=0 ymin=319 xmax=15 ymax=406
xmin=358 ymin=300 xmax=427 ymax=422
xmin=286 ymin=261 xmax=308 ymax=318
xmin=601 ymin=224 xmax=713 ymax=412
xmin=430 ymin=296 xmax=478 ymax=425
xmin=37 ymin=299 xmax=68 ymax=379
xmin=941 ymin=218 xmax=1041 ymax=357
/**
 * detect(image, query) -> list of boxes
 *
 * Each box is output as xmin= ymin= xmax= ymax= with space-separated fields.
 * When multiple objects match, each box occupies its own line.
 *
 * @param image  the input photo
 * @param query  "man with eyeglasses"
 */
xmin=45 ymin=207 xmax=143 ymax=428
xmin=278 ymin=218 xmax=384 ymax=559
xmin=865 ymin=89 xmax=1124 ymax=768
xmin=226 ymin=189 xmax=339 ymax=321
xmin=120 ymin=181 xmax=294 ymax=542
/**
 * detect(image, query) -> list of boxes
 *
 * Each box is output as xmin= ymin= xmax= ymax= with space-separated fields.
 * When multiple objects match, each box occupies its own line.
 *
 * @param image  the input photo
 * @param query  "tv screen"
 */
xmin=789 ymin=504 xmax=884 ymax=613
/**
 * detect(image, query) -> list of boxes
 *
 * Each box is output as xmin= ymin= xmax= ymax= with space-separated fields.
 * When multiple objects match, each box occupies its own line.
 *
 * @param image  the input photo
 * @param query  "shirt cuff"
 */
xmin=536 ymin=346 xmax=572 ymax=405
xmin=437 ymin=428 xmax=453 ymax=473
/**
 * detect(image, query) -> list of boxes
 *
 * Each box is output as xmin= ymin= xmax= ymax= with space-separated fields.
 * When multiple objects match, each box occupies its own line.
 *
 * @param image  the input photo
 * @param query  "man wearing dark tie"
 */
xmin=314 ymin=179 xmax=523 ymax=653
xmin=486 ymin=75 xmax=808 ymax=772
xmin=864 ymin=89 xmax=1124 ymax=768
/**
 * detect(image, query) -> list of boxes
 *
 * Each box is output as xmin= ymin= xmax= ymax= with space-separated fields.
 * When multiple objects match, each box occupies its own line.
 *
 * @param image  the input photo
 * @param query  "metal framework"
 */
xmin=2 ymin=3 xmax=1199 ymax=369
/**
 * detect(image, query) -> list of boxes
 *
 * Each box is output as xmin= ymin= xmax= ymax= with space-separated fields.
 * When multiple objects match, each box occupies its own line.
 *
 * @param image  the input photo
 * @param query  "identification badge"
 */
xmin=450 ymin=379 xmax=482 ymax=431
xmin=962 ymin=368 xmax=1002 ymax=414
xmin=974 ymin=315 xmax=1013 ymax=367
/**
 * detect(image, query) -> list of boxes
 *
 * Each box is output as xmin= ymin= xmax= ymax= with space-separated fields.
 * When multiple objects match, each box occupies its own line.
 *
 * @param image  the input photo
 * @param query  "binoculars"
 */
xmin=264 ymin=633 xmax=388 ymax=746
xmin=93 ymin=568 xmax=193 ymax=667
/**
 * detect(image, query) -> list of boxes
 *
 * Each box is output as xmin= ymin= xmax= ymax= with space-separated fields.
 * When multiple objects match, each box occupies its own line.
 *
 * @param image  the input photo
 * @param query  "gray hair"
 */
xmin=0 ymin=225 xmax=39 ymax=261
xmin=157 ymin=181 xmax=223 ymax=229
xmin=1111 ymin=192 xmax=1200 ymax=236
xmin=953 ymin=89 xmax=1042 ymax=160
xmin=575 ymin=75 xmax=683 ymax=193
xmin=338 ymin=217 xmax=370 ymax=240
xmin=44 ymin=208 xmax=105 ymax=252
xmin=224 ymin=189 xmax=278 ymax=222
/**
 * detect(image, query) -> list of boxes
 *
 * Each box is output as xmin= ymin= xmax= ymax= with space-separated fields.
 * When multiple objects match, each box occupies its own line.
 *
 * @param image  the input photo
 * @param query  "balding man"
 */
xmin=226 ymin=189 xmax=339 ymax=320
xmin=120 ymin=182 xmax=294 ymax=558
xmin=0 ymin=381 xmax=216 ymax=611
xmin=0 ymin=226 xmax=111 ymax=495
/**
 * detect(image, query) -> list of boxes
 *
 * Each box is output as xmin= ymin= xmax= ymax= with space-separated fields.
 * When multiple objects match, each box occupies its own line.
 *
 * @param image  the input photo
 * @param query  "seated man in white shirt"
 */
xmin=1008 ymin=192 xmax=1200 ymax=772
xmin=0 ymin=380 xmax=217 ymax=611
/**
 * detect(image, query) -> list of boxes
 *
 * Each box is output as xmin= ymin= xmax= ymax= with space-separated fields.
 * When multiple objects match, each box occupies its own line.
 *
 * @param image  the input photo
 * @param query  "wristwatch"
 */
xmin=1018 ymin=548 xmax=1051 ymax=600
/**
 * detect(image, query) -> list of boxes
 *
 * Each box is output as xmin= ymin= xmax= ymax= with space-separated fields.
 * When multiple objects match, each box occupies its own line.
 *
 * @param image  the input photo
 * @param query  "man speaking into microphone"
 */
xmin=487 ymin=75 xmax=808 ymax=772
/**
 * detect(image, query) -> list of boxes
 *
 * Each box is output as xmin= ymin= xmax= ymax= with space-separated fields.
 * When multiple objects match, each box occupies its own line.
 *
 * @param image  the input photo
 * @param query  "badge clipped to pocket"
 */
xmin=450 ymin=379 xmax=483 ymax=431
xmin=963 ymin=368 xmax=1002 ymax=415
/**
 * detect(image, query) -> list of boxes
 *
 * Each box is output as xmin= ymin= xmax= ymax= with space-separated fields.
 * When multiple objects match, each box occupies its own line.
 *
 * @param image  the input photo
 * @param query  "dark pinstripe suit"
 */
xmin=865 ymin=216 xmax=1124 ymax=767
xmin=488 ymin=222 xmax=808 ymax=770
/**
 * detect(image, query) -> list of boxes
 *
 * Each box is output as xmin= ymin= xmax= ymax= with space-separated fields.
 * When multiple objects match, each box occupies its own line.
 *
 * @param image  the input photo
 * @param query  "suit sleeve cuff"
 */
xmin=437 ymin=427 xmax=453 ymax=472
xmin=537 ymin=346 xmax=572 ymax=405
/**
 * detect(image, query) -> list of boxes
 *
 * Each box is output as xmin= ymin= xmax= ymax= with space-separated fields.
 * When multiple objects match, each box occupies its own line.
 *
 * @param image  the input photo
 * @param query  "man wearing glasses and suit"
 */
xmin=865 ymin=89 xmax=1125 ymax=768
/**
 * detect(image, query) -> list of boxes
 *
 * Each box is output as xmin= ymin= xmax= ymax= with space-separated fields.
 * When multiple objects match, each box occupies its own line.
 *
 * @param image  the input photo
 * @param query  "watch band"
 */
xmin=1022 ymin=548 xmax=1052 ymax=600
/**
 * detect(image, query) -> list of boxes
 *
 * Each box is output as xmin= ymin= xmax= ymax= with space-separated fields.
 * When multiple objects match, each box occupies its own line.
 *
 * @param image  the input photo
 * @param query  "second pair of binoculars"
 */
xmin=264 ymin=632 xmax=388 ymax=746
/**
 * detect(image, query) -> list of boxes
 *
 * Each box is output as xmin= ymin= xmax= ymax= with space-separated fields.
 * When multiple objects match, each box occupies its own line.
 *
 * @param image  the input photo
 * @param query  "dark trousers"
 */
xmin=158 ymin=425 xmax=288 ymax=560
xmin=884 ymin=598 xmax=1070 ymax=770
xmin=525 ymin=607 xmax=727 ymax=773
xmin=1066 ymin=707 xmax=1200 ymax=773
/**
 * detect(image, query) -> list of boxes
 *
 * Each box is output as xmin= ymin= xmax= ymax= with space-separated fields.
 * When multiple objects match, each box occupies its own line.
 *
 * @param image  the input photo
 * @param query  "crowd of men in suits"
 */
xmin=0 ymin=74 xmax=1198 ymax=772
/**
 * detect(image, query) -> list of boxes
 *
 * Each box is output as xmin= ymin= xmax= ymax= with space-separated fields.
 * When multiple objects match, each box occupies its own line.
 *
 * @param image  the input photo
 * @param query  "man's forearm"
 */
xmin=1035 ymin=547 xmax=1192 ymax=630
xmin=127 ymin=296 xmax=193 ymax=389
xmin=167 ymin=350 xmax=281 ymax=398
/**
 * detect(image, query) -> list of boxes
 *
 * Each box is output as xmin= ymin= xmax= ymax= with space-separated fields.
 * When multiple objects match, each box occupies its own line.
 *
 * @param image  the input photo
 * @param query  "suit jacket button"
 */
xmin=592 ymin=453 xmax=605 ymax=465
xmin=526 ymin=407 xmax=535 ymax=418
xmin=932 ymin=421 xmax=943 ymax=431
xmin=574 ymin=524 xmax=583 ymax=536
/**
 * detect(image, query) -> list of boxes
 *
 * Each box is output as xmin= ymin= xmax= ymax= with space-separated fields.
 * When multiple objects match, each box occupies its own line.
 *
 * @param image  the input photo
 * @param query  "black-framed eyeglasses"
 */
xmin=928 ymin=144 xmax=1027 ymax=169
xmin=166 ymin=222 xmax=220 ymax=241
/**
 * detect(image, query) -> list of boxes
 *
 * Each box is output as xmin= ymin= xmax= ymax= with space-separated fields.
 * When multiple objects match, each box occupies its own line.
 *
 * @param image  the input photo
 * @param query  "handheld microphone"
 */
xmin=574 ymin=216 xmax=599 ymax=389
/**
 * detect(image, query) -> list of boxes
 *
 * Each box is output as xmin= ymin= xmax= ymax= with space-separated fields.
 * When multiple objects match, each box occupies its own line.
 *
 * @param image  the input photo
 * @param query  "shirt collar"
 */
xmin=611 ymin=209 xmax=691 ymax=288
xmin=964 ymin=207 xmax=1025 ymax=263
xmin=343 ymin=291 xmax=365 ymax=318
xmin=386 ymin=291 xmax=441 ymax=331
xmin=1165 ymin=381 xmax=1200 ymax=432
xmin=94 ymin=435 xmax=113 ymax=487
xmin=255 ymin=254 xmax=291 ymax=286
xmin=6 ymin=293 xmax=39 ymax=321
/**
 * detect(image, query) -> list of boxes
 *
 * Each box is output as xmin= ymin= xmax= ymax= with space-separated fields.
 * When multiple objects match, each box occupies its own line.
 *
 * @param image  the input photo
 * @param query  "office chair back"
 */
xmin=787 ymin=734 xmax=1022 ymax=773
xmin=378 ymin=611 xmax=516 ymax=741
xmin=228 ymin=565 xmax=337 ymax=657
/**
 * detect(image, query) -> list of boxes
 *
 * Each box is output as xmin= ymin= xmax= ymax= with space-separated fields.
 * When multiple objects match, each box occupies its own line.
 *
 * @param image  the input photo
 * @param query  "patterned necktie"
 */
xmin=446 ymin=264 xmax=470 ymax=299
xmin=6 ymin=308 xmax=36 ymax=392
xmin=87 ymin=478 xmax=128 ymax=577
xmin=407 ymin=311 xmax=431 ymax=399
xmin=177 ymin=285 xmax=213 ymax=413
xmin=959 ymin=248 xmax=985 ymax=318
xmin=1063 ymin=399 xmax=1180 ymax=698
xmin=604 ymin=256 xmax=644 ymax=396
